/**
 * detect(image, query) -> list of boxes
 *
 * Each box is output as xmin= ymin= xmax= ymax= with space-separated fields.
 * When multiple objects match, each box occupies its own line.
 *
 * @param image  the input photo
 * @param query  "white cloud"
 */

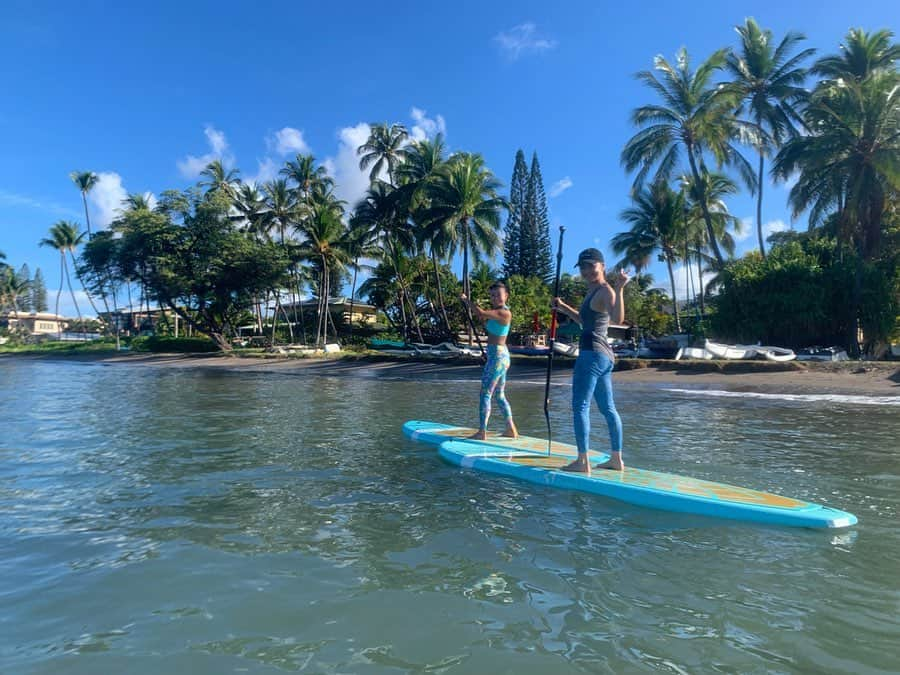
xmin=271 ymin=127 xmax=310 ymax=156
xmin=549 ymin=176 xmax=573 ymax=198
xmin=734 ymin=217 xmax=754 ymax=242
xmin=763 ymin=219 xmax=790 ymax=238
xmin=494 ymin=23 xmax=557 ymax=60
xmin=669 ymin=263 xmax=717 ymax=303
xmin=0 ymin=190 xmax=78 ymax=218
xmin=177 ymin=125 xmax=233 ymax=179
xmin=410 ymin=107 xmax=447 ymax=142
xmin=781 ymin=172 xmax=800 ymax=190
xmin=323 ymin=122 xmax=374 ymax=210
xmin=245 ymin=157 xmax=280 ymax=187
xmin=53 ymin=290 xmax=99 ymax=320
xmin=88 ymin=172 xmax=128 ymax=229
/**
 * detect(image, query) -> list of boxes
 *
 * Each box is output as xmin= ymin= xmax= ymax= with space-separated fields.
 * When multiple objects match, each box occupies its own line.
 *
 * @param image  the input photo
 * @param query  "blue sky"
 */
xmin=1 ymin=0 xmax=897 ymax=317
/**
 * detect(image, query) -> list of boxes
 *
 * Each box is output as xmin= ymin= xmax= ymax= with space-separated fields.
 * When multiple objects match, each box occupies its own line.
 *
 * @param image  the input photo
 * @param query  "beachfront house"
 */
xmin=0 ymin=311 xmax=69 ymax=336
xmin=278 ymin=298 xmax=379 ymax=326
xmin=98 ymin=307 xmax=192 ymax=336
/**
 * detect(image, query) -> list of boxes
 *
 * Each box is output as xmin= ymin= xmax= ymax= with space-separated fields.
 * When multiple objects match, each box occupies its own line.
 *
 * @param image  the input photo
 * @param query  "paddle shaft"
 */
xmin=544 ymin=226 xmax=566 ymax=454
xmin=461 ymin=276 xmax=486 ymax=360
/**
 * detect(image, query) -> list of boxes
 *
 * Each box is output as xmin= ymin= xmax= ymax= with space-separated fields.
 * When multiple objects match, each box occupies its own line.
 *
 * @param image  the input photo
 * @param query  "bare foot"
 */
xmin=502 ymin=421 xmax=519 ymax=439
xmin=594 ymin=453 xmax=624 ymax=471
xmin=560 ymin=457 xmax=591 ymax=474
xmin=468 ymin=430 xmax=487 ymax=440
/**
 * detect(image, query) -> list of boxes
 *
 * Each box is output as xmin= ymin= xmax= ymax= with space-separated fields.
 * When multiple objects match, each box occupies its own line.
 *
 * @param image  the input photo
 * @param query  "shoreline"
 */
xmin=3 ymin=350 xmax=899 ymax=396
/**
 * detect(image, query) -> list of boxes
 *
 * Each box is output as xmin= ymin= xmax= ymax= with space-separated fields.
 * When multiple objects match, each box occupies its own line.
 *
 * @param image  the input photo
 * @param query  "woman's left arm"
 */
xmin=610 ymin=270 xmax=631 ymax=324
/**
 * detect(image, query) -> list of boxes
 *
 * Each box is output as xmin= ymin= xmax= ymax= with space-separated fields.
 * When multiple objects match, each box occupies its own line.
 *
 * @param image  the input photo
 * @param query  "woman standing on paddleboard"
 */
xmin=460 ymin=282 xmax=519 ymax=440
xmin=552 ymin=248 xmax=630 ymax=472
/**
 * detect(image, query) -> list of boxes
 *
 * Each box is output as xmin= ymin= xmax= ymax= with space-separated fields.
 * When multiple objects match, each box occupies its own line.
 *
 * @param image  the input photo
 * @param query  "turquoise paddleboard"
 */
xmin=403 ymin=420 xmax=858 ymax=529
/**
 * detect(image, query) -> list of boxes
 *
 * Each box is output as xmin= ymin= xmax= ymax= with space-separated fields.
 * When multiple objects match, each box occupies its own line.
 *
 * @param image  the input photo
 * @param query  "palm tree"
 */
xmin=344 ymin=220 xmax=381 ymax=340
xmin=358 ymin=123 xmax=409 ymax=185
xmin=421 ymin=153 xmax=505 ymax=298
xmin=294 ymin=194 xmax=350 ymax=346
xmin=122 ymin=192 xmax=153 ymax=212
xmin=40 ymin=221 xmax=86 ymax=338
xmin=773 ymin=29 xmax=899 ymax=356
xmin=398 ymin=134 xmax=454 ymax=334
xmin=350 ymin=181 xmax=421 ymax=341
xmin=622 ymin=47 xmax=758 ymax=266
xmin=773 ymin=56 xmax=899 ymax=258
xmin=811 ymin=28 xmax=900 ymax=81
xmin=727 ymin=18 xmax=814 ymax=258
xmin=1 ymin=267 xmax=29 ymax=319
xmin=681 ymin=171 xmax=743 ymax=315
xmin=613 ymin=180 xmax=686 ymax=332
xmin=199 ymin=160 xmax=239 ymax=200
xmin=281 ymin=154 xmax=334 ymax=201
xmin=70 ymin=171 xmax=99 ymax=238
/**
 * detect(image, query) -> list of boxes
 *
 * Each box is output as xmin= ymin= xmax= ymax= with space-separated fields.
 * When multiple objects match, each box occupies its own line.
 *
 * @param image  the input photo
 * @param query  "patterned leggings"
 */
xmin=478 ymin=344 xmax=513 ymax=430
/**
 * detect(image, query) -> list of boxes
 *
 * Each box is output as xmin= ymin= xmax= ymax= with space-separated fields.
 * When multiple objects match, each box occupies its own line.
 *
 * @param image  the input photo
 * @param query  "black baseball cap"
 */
xmin=575 ymin=248 xmax=604 ymax=266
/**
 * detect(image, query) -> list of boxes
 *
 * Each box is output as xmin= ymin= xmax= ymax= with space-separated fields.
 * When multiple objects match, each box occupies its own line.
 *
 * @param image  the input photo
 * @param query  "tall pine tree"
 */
xmin=17 ymin=264 xmax=33 ymax=312
xmin=31 ymin=268 xmax=48 ymax=312
xmin=520 ymin=153 xmax=553 ymax=282
xmin=502 ymin=150 xmax=528 ymax=279
xmin=528 ymin=153 xmax=552 ymax=283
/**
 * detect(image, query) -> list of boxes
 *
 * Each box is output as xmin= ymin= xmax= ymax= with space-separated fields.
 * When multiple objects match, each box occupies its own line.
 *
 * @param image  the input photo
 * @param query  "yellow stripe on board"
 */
xmin=502 ymin=457 xmax=808 ymax=509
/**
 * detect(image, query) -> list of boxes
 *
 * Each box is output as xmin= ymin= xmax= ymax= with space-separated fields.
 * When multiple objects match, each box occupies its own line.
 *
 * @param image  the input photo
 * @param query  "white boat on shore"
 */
xmin=675 ymin=346 xmax=714 ymax=360
xmin=703 ymin=340 xmax=797 ymax=361
xmin=756 ymin=345 xmax=796 ymax=362
xmin=796 ymin=346 xmax=849 ymax=362
xmin=704 ymin=340 xmax=758 ymax=360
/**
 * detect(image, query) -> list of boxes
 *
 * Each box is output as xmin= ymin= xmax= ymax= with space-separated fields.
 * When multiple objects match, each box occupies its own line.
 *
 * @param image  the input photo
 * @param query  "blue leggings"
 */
xmin=478 ymin=344 xmax=513 ymax=430
xmin=572 ymin=351 xmax=623 ymax=454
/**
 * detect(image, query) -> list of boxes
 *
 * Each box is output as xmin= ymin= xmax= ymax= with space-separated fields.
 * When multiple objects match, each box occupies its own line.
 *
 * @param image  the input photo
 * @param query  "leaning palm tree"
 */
xmin=613 ymin=180 xmax=686 ymax=332
xmin=39 ymin=221 xmax=86 ymax=338
xmin=727 ymin=18 xmax=814 ymax=258
xmin=622 ymin=47 xmax=758 ymax=266
xmin=70 ymin=171 xmax=99 ymax=238
xmin=358 ymin=123 xmax=409 ymax=185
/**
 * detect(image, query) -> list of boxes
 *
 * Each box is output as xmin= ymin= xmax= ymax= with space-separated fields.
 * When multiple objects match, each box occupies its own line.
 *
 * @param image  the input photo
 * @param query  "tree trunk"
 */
xmin=666 ymin=255 xmax=681 ymax=333
xmin=348 ymin=260 xmax=358 ymax=340
xmin=431 ymin=249 xmax=452 ymax=336
xmin=687 ymin=148 xmax=725 ymax=267
xmin=63 ymin=256 xmax=84 ymax=339
xmin=756 ymin=150 xmax=767 ymax=259
xmin=82 ymin=192 xmax=93 ymax=239
xmin=55 ymin=254 xmax=64 ymax=339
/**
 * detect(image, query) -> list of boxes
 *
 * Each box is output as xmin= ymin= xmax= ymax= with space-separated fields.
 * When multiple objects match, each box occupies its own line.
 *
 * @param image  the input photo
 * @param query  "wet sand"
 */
xmin=5 ymin=351 xmax=899 ymax=396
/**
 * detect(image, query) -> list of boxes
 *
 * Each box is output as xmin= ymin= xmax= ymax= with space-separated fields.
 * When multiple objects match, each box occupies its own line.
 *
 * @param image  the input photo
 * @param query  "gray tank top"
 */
xmin=579 ymin=287 xmax=615 ymax=360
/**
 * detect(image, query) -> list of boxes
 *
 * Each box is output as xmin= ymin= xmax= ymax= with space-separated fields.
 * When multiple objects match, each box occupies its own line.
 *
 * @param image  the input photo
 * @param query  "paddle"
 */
xmin=544 ymin=226 xmax=566 ymax=454
xmin=460 ymin=278 xmax=486 ymax=361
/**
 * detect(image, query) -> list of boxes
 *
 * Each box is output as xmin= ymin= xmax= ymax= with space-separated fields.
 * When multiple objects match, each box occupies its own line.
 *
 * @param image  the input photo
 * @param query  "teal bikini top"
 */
xmin=485 ymin=306 xmax=511 ymax=337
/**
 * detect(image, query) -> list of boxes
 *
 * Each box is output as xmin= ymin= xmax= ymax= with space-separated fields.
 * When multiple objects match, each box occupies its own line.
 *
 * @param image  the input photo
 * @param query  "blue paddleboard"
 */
xmin=403 ymin=420 xmax=857 ymax=529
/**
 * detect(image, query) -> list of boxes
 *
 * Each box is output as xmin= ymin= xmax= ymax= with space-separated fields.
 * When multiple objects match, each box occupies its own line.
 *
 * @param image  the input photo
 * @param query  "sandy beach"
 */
xmin=5 ymin=351 xmax=899 ymax=396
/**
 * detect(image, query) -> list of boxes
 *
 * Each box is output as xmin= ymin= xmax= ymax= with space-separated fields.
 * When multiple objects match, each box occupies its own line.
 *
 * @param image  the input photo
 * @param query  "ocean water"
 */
xmin=1 ymin=358 xmax=898 ymax=674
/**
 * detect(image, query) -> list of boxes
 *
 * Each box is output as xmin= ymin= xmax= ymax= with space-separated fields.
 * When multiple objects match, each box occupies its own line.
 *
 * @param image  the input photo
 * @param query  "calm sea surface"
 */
xmin=1 ymin=358 xmax=898 ymax=674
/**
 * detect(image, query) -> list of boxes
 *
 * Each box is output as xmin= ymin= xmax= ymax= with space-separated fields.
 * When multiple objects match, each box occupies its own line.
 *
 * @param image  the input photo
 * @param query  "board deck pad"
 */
xmin=401 ymin=420 xmax=609 ymax=461
xmin=403 ymin=420 xmax=857 ymax=529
